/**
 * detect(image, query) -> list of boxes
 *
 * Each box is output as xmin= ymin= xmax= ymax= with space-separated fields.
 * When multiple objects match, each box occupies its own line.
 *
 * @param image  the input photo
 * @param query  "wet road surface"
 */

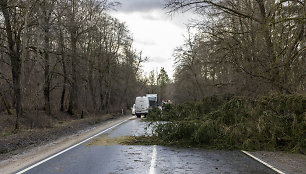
xmin=18 ymin=117 xmax=277 ymax=174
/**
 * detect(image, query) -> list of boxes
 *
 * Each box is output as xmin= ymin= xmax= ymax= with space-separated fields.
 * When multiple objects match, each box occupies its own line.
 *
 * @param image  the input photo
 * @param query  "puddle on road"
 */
xmin=86 ymin=133 xmax=132 ymax=146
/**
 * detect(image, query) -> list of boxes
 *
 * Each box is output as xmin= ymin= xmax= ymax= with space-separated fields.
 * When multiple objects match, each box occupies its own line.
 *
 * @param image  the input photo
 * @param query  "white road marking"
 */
xmin=241 ymin=150 xmax=285 ymax=174
xmin=16 ymin=117 xmax=133 ymax=174
xmin=149 ymin=145 xmax=157 ymax=174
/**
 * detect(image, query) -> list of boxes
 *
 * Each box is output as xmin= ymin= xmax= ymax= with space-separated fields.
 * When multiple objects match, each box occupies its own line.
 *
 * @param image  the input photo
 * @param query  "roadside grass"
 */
xmin=0 ymin=113 xmax=117 ymax=155
xmin=124 ymin=95 xmax=306 ymax=154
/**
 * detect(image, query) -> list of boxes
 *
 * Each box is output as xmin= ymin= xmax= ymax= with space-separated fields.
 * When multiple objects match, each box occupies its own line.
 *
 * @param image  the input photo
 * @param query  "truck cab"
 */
xmin=146 ymin=94 xmax=158 ymax=109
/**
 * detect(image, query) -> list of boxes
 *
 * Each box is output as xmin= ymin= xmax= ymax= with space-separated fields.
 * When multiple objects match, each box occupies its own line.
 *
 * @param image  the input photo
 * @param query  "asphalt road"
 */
xmin=17 ymin=117 xmax=277 ymax=174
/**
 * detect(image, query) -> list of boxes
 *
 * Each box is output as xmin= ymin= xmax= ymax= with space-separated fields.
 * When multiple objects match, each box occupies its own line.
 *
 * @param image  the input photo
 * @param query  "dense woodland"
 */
xmin=0 ymin=0 xmax=305 ymax=131
xmin=166 ymin=0 xmax=305 ymax=103
xmin=0 ymin=0 xmax=149 ymax=129
xmin=132 ymin=0 xmax=306 ymax=154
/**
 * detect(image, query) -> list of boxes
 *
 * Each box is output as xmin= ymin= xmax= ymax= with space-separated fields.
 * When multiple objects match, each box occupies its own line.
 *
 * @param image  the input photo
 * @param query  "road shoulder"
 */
xmin=0 ymin=115 xmax=132 ymax=174
xmin=245 ymin=151 xmax=306 ymax=174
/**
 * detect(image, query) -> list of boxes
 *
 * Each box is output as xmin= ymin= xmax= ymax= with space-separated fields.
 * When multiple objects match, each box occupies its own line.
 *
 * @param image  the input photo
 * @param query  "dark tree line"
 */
xmin=166 ymin=0 xmax=305 ymax=103
xmin=0 ymin=0 xmax=147 ymax=129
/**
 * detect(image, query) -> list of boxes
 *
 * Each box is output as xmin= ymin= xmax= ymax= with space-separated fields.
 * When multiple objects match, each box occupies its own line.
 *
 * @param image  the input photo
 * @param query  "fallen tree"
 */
xmin=130 ymin=95 xmax=306 ymax=154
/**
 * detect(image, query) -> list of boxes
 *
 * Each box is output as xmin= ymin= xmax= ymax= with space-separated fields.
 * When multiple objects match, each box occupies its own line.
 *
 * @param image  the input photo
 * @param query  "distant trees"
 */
xmin=147 ymin=69 xmax=158 ymax=94
xmin=166 ymin=0 xmax=305 ymax=103
xmin=157 ymin=67 xmax=170 ymax=102
xmin=144 ymin=68 xmax=171 ymax=104
xmin=0 ymin=0 xmax=146 ymax=129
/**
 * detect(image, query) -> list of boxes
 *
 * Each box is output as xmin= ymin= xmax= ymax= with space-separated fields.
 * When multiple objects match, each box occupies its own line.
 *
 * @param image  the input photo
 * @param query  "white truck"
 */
xmin=146 ymin=94 xmax=158 ymax=109
xmin=135 ymin=96 xmax=150 ymax=117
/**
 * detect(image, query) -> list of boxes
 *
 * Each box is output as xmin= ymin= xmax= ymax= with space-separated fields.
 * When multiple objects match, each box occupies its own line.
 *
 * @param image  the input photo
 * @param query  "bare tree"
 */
xmin=0 ymin=0 xmax=149 ymax=130
xmin=37 ymin=0 xmax=56 ymax=115
xmin=167 ymin=0 xmax=305 ymax=98
xmin=0 ymin=0 xmax=25 ymax=129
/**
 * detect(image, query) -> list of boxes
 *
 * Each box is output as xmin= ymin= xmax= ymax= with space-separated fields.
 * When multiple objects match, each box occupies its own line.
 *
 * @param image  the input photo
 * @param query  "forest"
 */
xmin=166 ymin=0 xmax=305 ymax=103
xmin=0 ymin=0 xmax=153 ymax=131
xmin=0 ymin=0 xmax=305 ymax=154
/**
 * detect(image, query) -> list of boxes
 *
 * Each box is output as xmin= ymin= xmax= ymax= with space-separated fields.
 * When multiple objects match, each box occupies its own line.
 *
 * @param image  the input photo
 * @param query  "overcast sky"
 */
xmin=109 ymin=0 xmax=198 ymax=78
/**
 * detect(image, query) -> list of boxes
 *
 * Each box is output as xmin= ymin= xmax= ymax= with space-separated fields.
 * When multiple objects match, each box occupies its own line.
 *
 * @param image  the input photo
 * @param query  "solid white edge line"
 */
xmin=149 ymin=145 xmax=157 ymax=174
xmin=241 ymin=150 xmax=285 ymax=174
xmin=16 ymin=117 xmax=133 ymax=174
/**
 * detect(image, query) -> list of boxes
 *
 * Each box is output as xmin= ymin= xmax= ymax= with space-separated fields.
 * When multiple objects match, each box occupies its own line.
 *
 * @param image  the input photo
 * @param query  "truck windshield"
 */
xmin=149 ymin=100 xmax=157 ymax=107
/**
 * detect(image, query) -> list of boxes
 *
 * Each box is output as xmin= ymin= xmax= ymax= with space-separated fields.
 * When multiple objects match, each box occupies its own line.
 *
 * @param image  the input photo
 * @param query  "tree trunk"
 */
xmin=57 ymin=14 xmax=67 ymax=112
xmin=86 ymin=37 xmax=96 ymax=112
xmin=68 ymin=32 xmax=79 ymax=115
xmin=1 ymin=0 xmax=23 ymax=130
xmin=88 ymin=63 xmax=96 ymax=111
xmin=43 ymin=26 xmax=51 ymax=115
xmin=256 ymin=0 xmax=281 ymax=92
xmin=67 ymin=0 xmax=80 ymax=116
xmin=0 ymin=91 xmax=12 ymax=115
xmin=60 ymin=52 xmax=67 ymax=112
xmin=12 ymin=62 xmax=22 ymax=130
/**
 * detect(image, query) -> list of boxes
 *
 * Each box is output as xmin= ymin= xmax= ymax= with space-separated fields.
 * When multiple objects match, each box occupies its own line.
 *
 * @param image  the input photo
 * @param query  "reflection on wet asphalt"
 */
xmin=22 ymin=117 xmax=276 ymax=174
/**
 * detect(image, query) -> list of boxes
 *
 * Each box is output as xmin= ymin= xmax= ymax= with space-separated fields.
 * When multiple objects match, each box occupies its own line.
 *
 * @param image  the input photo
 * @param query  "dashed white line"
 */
xmin=241 ymin=150 xmax=285 ymax=174
xmin=149 ymin=145 xmax=157 ymax=174
xmin=16 ymin=117 xmax=133 ymax=174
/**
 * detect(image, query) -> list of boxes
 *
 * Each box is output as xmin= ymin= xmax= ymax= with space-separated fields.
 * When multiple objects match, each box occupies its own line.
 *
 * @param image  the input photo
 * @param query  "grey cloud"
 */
xmin=136 ymin=39 xmax=156 ymax=46
xmin=113 ymin=0 xmax=165 ymax=12
xmin=142 ymin=13 xmax=162 ymax=20
xmin=152 ymin=56 xmax=170 ymax=63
